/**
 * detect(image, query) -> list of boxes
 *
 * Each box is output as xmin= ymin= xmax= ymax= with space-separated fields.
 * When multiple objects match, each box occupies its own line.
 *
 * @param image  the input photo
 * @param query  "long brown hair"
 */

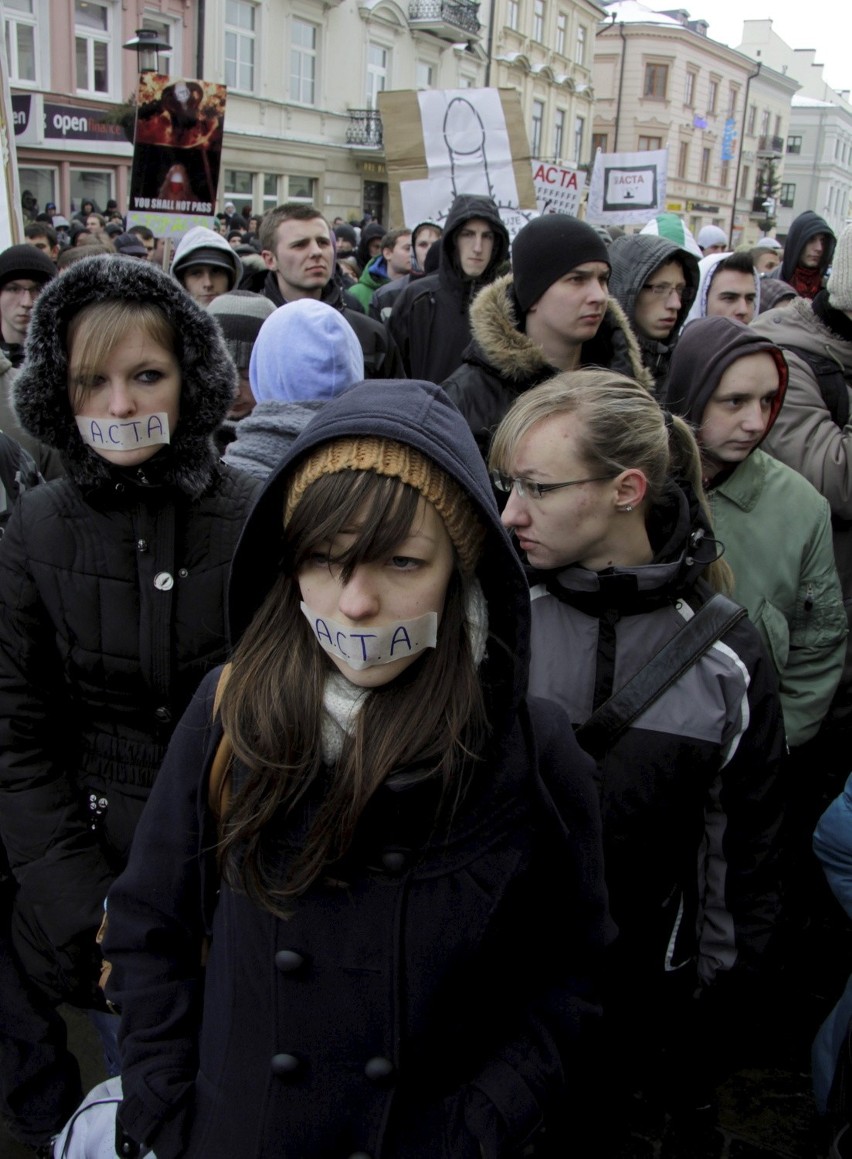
xmin=218 ymin=469 xmax=489 ymax=912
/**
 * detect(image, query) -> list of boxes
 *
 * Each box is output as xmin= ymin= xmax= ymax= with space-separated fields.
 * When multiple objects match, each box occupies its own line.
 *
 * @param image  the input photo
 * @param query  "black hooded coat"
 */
xmin=0 ymin=256 xmax=261 ymax=1002
xmin=388 ymin=195 xmax=510 ymax=382
xmin=104 ymin=378 xmax=613 ymax=1159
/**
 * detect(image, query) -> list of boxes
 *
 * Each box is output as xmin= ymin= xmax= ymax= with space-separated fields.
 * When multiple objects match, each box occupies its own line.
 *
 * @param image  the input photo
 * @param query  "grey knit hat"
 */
xmin=827 ymin=224 xmax=852 ymax=311
xmin=207 ymin=291 xmax=276 ymax=369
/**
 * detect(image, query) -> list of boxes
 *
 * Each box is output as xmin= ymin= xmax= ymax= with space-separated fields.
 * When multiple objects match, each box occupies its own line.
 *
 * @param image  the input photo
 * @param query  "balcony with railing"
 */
xmin=757 ymin=134 xmax=784 ymax=156
xmin=346 ymin=109 xmax=383 ymax=148
xmin=408 ymin=0 xmax=481 ymax=40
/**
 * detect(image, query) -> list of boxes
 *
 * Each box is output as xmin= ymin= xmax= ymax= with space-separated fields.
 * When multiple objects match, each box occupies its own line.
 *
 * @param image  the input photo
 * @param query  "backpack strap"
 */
xmin=575 ymin=593 xmax=747 ymax=761
xmin=783 ymin=344 xmax=850 ymax=429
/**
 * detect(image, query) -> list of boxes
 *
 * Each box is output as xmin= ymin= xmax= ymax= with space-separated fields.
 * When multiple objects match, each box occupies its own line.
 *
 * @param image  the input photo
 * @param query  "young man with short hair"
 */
xmin=0 ymin=245 xmax=56 ymax=367
xmin=684 ymin=251 xmax=760 ymax=327
xmin=242 ymin=202 xmax=402 ymax=377
xmin=347 ymin=228 xmax=411 ymax=311
xmin=23 ymin=224 xmax=59 ymax=263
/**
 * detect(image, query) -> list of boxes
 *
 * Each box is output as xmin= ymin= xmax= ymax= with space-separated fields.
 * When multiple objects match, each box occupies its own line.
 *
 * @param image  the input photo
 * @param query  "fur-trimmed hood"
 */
xmin=464 ymin=272 xmax=655 ymax=392
xmin=14 ymin=255 xmax=237 ymax=497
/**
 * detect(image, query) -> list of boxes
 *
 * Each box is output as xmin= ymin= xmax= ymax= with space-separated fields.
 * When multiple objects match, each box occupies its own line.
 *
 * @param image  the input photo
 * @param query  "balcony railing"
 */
xmin=757 ymin=134 xmax=784 ymax=155
xmin=408 ymin=0 xmax=481 ymax=39
xmin=347 ymin=109 xmax=383 ymax=148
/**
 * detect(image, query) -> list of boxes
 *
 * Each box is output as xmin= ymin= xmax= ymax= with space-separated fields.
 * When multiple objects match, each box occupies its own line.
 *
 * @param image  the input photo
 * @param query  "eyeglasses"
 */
xmin=1 ymin=282 xmax=43 ymax=300
xmin=641 ymin=281 xmax=695 ymax=303
xmin=491 ymin=469 xmax=616 ymax=500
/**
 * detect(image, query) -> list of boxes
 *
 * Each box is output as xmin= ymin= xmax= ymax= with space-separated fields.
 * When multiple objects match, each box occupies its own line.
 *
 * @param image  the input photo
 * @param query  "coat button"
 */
xmin=136 ymin=539 xmax=148 ymax=552
xmin=270 ymin=1052 xmax=301 ymax=1078
xmin=178 ymin=567 xmax=189 ymax=578
xmin=274 ymin=949 xmax=305 ymax=974
xmin=154 ymin=706 xmax=171 ymax=722
xmin=364 ymin=1056 xmax=395 ymax=1083
xmin=154 ymin=571 xmax=174 ymax=591
xmin=381 ymin=850 xmax=407 ymax=874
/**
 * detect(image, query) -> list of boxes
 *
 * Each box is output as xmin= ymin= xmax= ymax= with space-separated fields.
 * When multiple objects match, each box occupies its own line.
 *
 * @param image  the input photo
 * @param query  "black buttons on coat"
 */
xmin=364 ymin=1056 xmax=395 ymax=1083
xmin=154 ymin=706 xmax=171 ymax=723
xmin=270 ymin=1052 xmax=301 ymax=1078
xmin=274 ymin=949 xmax=305 ymax=974
xmin=380 ymin=850 xmax=408 ymax=874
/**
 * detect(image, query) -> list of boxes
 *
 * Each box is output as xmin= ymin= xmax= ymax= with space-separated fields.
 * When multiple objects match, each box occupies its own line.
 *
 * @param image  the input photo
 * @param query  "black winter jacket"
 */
xmin=443 ymin=274 xmax=655 ymax=456
xmin=388 ymin=195 xmax=510 ymax=383
xmin=105 ymin=378 xmax=614 ymax=1159
xmin=0 ymin=257 xmax=261 ymax=1002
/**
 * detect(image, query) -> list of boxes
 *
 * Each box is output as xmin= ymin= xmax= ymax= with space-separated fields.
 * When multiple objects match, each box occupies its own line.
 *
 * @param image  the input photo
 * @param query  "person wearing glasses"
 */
xmin=490 ymin=369 xmax=786 ymax=1141
xmin=0 ymin=244 xmax=56 ymax=367
xmin=607 ymin=232 xmax=699 ymax=399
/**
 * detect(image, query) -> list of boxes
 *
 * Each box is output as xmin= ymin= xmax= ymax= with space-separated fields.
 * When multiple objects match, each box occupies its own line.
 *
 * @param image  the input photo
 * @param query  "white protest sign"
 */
xmin=300 ymin=604 xmax=438 ymax=670
xmin=531 ymin=161 xmax=586 ymax=217
xmin=586 ymin=149 xmax=668 ymax=225
xmin=76 ymin=413 xmax=171 ymax=451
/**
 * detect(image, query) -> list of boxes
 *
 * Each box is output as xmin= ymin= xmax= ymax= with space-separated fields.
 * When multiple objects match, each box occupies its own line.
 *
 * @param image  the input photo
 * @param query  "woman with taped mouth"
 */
xmin=0 ymin=254 xmax=260 ymax=1149
xmin=102 ymin=377 xmax=613 ymax=1158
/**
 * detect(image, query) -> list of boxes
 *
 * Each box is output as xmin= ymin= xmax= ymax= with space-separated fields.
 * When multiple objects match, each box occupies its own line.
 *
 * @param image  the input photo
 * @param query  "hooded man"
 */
xmin=697 ymin=225 xmax=729 ymax=255
xmin=752 ymin=223 xmax=852 ymax=725
xmin=683 ymin=251 xmax=761 ymax=327
xmin=171 ymin=225 xmax=242 ymax=308
xmin=239 ymin=202 xmax=402 ymax=379
xmin=388 ymin=195 xmax=510 ymax=383
xmin=608 ymin=233 xmax=699 ymax=398
xmin=442 ymin=214 xmax=653 ymax=456
xmin=770 ymin=210 xmax=835 ymax=301
xmin=368 ymin=220 xmax=443 ymax=324
xmin=667 ymin=317 xmax=846 ymax=748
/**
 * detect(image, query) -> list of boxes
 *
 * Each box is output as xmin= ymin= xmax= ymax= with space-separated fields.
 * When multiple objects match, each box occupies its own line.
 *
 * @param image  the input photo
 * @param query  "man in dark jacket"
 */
xmin=0 ymin=244 xmax=56 ymax=367
xmin=769 ymin=210 xmax=835 ymax=301
xmin=443 ymin=214 xmax=654 ymax=456
xmin=388 ymin=194 xmax=509 ymax=382
xmin=240 ymin=202 xmax=403 ymax=378
xmin=608 ymin=232 xmax=699 ymax=398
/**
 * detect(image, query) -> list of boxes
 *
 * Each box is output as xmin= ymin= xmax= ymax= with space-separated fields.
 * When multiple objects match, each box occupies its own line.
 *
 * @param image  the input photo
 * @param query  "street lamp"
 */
xmin=122 ymin=28 xmax=172 ymax=74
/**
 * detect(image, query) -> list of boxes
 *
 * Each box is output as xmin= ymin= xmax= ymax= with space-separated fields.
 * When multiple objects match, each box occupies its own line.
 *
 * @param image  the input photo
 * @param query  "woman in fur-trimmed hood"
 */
xmin=0 ymin=255 xmax=261 ymax=1143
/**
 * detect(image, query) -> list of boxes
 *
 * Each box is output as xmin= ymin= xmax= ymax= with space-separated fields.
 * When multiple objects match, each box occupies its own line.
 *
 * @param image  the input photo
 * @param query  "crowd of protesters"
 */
xmin=0 ymin=190 xmax=851 ymax=1159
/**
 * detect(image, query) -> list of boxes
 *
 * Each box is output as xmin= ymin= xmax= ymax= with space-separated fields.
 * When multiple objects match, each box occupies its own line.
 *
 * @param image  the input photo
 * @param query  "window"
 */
xmin=140 ymin=14 xmax=179 ymax=72
xmin=415 ymin=61 xmax=434 ymax=89
xmin=707 ymin=78 xmax=718 ymax=114
xmin=75 ymin=0 xmax=111 ymax=95
xmin=573 ymin=115 xmax=584 ymax=162
xmin=747 ymin=104 xmax=757 ymax=135
xmin=638 ymin=135 xmax=662 ymax=151
xmin=2 ymin=0 xmax=37 ymax=83
xmin=699 ymin=147 xmax=710 ymax=184
xmin=780 ymin=183 xmax=796 ymax=208
xmin=786 ymin=135 xmax=802 ymax=154
xmin=677 ymin=141 xmax=689 ymax=178
xmin=263 ymin=174 xmax=279 ymax=210
xmin=575 ymin=23 xmax=586 ymax=66
xmin=684 ymin=71 xmax=696 ymax=108
xmin=224 ymin=169 xmax=253 ymax=202
xmin=19 ymin=166 xmax=56 ymax=211
xmin=760 ymin=109 xmax=770 ymax=137
xmin=532 ymin=0 xmax=544 ymax=42
xmin=774 ymin=114 xmax=782 ymax=138
xmin=592 ymin=132 xmax=608 ymax=154
xmin=728 ymin=85 xmax=739 ymax=117
xmin=553 ymin=109 xmax=565 ymax=159
xmin=290 ymin=18 xmax=317 ymax=105
xmin=719 ymin=161 xmax=729 ymax=188
xmin=555 ymin=11 xmax=566 ymax=55
xmin=225 ymin=0 xmax=257 ymax=92
xmin=506 ymin=0 xmax=519 ymax=29
xmin=70 ymin=168 xmax=112 ymax=212
xmin=288 ymin=175 xmax=315 ymax=202
xmin=739 ymin=164 xmax=750 ymax=199
xmin=643 ymin=63 xmax=668 ymax=100
xmin=366 ymin=42 xmax=389 ymax=108
xmin=531 ymin=99 xmax=543 ymax=156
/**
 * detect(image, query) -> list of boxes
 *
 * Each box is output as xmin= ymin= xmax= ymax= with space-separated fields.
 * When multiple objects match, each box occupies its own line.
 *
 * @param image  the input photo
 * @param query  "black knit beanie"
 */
xmin=512 ymin=215 xmax=610 ymax=312
xmin=0 ymin=244 xmax=57 ymax=287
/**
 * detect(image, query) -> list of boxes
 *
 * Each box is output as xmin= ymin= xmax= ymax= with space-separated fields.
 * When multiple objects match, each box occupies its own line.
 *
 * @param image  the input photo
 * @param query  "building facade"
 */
xmin=3 ymin=0 xmax=194 ymax=217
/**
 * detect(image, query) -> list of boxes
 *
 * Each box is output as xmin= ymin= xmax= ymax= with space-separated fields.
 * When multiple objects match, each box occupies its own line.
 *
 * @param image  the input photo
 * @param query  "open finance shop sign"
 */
xmin=586 ymin=149 xmax=667 ymax=226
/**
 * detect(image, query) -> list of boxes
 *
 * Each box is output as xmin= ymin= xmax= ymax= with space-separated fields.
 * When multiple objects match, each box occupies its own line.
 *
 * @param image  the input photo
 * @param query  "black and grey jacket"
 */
xmin=0 ymin=256 xmax=261 ymax=1002
xmin=443 ymin=274 xmax=655 ymax=457
xmin=526 ymin=483 xmax=787 ymax=988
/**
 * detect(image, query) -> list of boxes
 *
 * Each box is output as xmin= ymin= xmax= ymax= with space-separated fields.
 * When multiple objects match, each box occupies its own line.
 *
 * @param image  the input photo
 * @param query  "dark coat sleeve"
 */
xmin=0 ymin=496 xmax=114 ymax=1003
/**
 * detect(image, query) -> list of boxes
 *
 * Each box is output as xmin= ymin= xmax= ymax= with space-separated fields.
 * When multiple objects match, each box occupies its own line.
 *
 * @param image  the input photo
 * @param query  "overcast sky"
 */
xmin=669 ymin=0 xmax=849 ymax=94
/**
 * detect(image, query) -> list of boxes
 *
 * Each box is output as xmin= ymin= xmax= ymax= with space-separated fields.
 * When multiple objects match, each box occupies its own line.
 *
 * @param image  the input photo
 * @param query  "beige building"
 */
xmin=593 ymin=1 xmax=770 ymax=243
xmin=733 ymin=62 xmax=799 ymax=247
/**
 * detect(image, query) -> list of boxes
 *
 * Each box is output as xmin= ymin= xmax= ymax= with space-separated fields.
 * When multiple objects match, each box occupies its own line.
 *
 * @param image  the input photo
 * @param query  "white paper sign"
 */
xmin=586 ymin=149 xmax=668 ymax=225
xmin=531 ymin=161 xmax=586 ymax=217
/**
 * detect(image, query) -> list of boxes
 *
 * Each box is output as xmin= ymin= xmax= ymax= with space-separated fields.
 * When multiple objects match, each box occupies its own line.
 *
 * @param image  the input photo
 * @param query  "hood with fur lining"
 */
xmin=14 ymin=255 xmax=237 ymax=497
xmin=465 ymin=272 xmax=655 ymax=392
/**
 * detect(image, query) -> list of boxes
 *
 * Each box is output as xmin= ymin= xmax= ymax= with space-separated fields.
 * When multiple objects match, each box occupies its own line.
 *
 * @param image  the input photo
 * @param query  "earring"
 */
xmin=618 ymin=504 xmax=634 ymax=513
